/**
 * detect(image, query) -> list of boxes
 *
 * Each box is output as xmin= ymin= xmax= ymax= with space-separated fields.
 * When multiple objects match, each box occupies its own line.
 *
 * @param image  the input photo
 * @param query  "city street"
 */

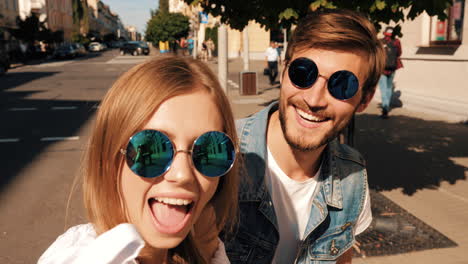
xmin=0 ymin=51 xmax=467 ymax=264
xmin=0 ymin=50 xmax=153 ymax=263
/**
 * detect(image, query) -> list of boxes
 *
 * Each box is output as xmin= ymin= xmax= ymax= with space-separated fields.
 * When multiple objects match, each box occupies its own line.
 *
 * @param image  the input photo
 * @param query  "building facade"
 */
xmin=168 ymin=0 xmax=271 ymax=59
xmin=389 ymin=0 xmax=467 ymax=114
xmin=0 ymin=0 xmax=20 ymax=45
xmin=46 ymin=0 xmax=73 ymax=41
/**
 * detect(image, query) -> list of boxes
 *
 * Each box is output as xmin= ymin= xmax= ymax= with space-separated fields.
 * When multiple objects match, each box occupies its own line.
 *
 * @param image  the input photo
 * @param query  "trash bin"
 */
xmin=239 ymin=71 xmax=257 ymax=95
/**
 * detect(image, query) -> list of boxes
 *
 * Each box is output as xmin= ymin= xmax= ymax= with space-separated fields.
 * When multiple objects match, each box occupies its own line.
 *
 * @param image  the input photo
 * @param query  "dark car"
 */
xmin=72 ymin=43 xmax=87 ymax=56
xmin=0 ymin=49 xmax=10 ymax=76
xmin=54 ymin=44 xmax=78 ymax=59
xmin=120 ymin=41 xmax=150 ymax=56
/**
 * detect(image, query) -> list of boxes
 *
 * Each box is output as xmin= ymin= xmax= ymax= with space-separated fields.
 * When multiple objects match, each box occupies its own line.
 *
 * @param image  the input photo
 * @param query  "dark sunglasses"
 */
xmin=288 ymin=57 xmax=360 ymax=100
xmin=120 ymin=130 xmax=236 ymax=178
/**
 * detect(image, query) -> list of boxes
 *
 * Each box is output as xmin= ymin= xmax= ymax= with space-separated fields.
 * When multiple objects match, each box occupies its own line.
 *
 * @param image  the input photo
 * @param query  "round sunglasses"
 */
xmin=288 ymin=57 xmax=360 ymax=100
xmin=120 ymin=130 xmax=236 ymax=178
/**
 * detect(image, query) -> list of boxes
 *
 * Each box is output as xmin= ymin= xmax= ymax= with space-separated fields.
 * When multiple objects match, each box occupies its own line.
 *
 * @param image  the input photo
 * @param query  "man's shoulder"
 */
xmin=330 ymin=140 xmax=366 ymax=167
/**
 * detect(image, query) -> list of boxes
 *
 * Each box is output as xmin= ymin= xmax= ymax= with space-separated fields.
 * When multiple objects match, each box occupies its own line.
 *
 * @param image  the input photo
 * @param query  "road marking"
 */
xmin=438 ymin=187 xmax=468 ymax=204
xmin=51 ymin=106 xmax=78 ymax=110
xmin=40 ymin=136 xmax=80 ymax=142
xmin=0 ymin=138 xmax=20 ymax=143
xmin=8 ymin=107 xmax=37 ymax=111
xmin=34 ymin=61 xmax=73 ymax=68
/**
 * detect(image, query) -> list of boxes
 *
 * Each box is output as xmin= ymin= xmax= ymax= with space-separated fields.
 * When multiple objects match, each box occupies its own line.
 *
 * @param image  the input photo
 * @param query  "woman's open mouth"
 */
xmin=148 ymin=197 xmax=195 ymax=234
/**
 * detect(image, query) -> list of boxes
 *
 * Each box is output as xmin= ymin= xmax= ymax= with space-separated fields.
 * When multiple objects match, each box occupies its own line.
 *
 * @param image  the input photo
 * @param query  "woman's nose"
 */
xmin=163 ymin=151 xmax=196 ymax=184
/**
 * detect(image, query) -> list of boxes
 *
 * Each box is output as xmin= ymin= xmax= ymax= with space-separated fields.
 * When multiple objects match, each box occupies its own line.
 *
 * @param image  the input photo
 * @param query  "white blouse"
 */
xmin=37 ymin=223 xmax=230 ymax=264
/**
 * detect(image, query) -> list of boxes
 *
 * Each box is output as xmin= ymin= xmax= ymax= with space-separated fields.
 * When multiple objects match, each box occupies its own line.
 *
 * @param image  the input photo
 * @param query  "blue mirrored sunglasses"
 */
xmin=120 ymin=130 xmax=236 ymax=178
xmin=288 ymin=57 xmax=359 ymax=100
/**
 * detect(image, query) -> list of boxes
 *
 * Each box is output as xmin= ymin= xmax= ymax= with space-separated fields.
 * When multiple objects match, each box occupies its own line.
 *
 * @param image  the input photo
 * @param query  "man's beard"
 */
xmin=278 ymin=101 xmax=355 ymax=152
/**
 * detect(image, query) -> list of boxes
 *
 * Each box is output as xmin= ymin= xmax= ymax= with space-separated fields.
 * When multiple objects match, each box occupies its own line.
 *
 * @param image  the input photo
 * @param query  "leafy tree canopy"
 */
xmin=184 ymin=0 xmax=453 ymax=33
xmin=145 ymin=12 xmax=190 ymax=44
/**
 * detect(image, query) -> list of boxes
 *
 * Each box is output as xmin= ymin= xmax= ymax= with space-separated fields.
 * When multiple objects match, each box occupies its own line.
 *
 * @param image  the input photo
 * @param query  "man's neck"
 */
xmin=267 ymin=110 xmax=325 ymax=182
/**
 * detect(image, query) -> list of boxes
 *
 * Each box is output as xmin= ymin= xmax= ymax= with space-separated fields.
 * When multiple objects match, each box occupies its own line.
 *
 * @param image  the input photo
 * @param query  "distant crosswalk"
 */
xmin=105 ymin=55 xmax=152 ymax=64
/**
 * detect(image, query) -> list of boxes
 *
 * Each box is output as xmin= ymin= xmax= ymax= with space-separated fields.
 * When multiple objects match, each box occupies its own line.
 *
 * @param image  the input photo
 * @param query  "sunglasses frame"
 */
xmin=120 ymin=130 xmax=236 ymax=178
xmin=287 ymin=57 xmax=360 ymax=101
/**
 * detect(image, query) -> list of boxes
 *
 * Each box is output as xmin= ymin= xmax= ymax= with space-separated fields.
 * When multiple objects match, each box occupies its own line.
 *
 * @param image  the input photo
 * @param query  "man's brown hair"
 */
xmin=284 ymin=9 xmax=385 ymax=102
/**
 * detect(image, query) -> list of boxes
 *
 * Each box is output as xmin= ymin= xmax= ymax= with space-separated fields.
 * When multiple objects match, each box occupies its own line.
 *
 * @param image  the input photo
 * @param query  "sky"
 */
xmin=102 ymin=0 xmax=159 ymax=34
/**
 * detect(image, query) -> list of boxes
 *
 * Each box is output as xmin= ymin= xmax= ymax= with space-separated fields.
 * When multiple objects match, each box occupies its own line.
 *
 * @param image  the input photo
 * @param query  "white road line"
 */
xmin=51 ymin=106 xmax=78 ymax=110
xmin=8 ymin=107 xmax=37 ymax=111
xmin=40 ymin=136 xmax=80 ymax=142
xmin=0 ymin=138 xmax=20 ymax=143
xmin=438 ymin=187 xmax=468 ymax=204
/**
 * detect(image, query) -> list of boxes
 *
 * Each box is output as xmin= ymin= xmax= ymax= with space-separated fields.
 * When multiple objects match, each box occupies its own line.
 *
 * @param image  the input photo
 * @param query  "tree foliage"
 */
xmin=145 ymin=12 xmax=190 ymax=44
xmin=184 ymin=0 xmax=453 ymax=33
xmin=10 ymin=15 xmax=46 ymax=44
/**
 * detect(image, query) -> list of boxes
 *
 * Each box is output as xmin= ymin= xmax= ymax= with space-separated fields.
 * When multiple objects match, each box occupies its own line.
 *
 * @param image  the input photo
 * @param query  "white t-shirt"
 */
xmin=264 ymin=148 xmax=372 ymax=264
xmin=265 ymin=47 xmax=279 ymax=62
xmin=38 ymin=223 xmax=230 ymax=264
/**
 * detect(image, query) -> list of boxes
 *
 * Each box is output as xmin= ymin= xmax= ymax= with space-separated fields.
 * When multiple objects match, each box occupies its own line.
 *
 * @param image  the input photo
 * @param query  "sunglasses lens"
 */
xmin=192 ymin=131 xmax=235 ymax=177
xmin=328 ymin=70 xmax=359 ymax=100
xmin=126 ymin=130 xmax=174 ymax=178
xmin=288 ymin=57 xmax=318 ymax=88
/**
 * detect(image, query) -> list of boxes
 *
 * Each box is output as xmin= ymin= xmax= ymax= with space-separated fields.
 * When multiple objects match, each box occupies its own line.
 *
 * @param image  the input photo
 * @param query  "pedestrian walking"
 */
xmin=379 ymin=26 xmax=403 ymax=119
xmin=187 ymin=36 xmax=194 ymax=56
xmin=201 ymin=9 xmax=385 ymax=264
xmin=265 ymin=41 xmax=281 ymax=85
xmin=37 ymin=56 xmax=240 ymax=264
xmin=206 ymin=38 xmax=214 ymax=60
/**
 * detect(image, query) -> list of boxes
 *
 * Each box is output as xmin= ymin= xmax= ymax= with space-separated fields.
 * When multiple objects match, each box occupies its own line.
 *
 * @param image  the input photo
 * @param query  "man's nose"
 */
xmin=301 ymin=76 xmax=328 ymax=108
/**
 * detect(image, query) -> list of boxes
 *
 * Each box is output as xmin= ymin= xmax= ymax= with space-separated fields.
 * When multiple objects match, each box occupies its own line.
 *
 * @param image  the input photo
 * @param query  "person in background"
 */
xmin=187 ymin=36 xmax=194 ymax=56
xmin=222 ymin=9 xmax=385 ymax=264
xmin=265 ymin=41 xmax=281 ymax=85
xmin=379 ymin=26 xmax=403 ymax=119
xmin=38 ymin=56 xmax=239 ymax=264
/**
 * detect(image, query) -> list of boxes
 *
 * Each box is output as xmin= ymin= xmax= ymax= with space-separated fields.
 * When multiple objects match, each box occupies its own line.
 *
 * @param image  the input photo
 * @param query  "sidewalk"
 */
xmin=205 ymin=57 xmax=468 ymax=264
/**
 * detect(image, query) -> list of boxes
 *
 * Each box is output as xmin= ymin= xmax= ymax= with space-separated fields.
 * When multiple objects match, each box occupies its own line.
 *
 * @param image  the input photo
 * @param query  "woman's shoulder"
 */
xmin=38 ymin=223 xmax=97 ymax=263
xmin=38 ymin=223 xmax=144 ymax=264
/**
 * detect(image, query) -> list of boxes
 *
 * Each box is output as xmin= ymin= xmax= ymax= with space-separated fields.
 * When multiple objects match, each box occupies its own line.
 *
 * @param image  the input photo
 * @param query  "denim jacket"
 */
xmin=224 ymin=102 xmax=368 ymax=264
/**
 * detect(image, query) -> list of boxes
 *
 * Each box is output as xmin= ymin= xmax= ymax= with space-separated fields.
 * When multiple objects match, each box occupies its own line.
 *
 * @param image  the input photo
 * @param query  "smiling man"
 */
xmin=223 ymin=9 xmax=385 ymax=264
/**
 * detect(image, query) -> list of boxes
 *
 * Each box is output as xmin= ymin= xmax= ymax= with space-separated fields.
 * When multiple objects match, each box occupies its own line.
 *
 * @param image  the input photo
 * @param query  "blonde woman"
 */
xmin=38 ymin=56 xmax=239 ymax=264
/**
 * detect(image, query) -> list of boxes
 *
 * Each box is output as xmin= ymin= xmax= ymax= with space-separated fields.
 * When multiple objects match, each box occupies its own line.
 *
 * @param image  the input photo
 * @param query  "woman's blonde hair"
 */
xmin=82 ymin=55 xmax=239 ymax=263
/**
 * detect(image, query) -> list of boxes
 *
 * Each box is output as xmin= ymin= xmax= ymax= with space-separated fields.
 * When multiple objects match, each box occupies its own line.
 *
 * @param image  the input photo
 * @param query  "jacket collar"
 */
xmin=239 ymin=101 xmax=365 ymax=209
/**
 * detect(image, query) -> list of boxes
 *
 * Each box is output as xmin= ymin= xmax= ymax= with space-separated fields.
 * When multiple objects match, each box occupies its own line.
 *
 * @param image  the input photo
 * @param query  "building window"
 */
xmin=430 ymin=0 xmax=465 ymax=45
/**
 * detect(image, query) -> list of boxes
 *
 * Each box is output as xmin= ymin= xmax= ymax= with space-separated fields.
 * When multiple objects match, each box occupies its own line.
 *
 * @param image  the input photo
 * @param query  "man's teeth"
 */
xmin=296 ymin=108 xmax=325 ymax=122
xmin=155 ymin=197 xmax=192 ymax=206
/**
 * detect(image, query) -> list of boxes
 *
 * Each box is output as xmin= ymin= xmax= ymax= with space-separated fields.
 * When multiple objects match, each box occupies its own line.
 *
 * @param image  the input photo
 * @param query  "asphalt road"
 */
xmin=0 ymin=50 xmax=153 ymax=264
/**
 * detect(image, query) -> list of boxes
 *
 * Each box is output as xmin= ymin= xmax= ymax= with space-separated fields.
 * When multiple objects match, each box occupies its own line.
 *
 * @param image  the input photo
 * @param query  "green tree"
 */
xmin=184 ymin=0 xmax=453 ymax=33
xmin=10 ymin=15 xmax=46 ymax=44
xmin=73 ymin=0 xmax=89 ymax=30
xmin=145 ymin=12 xmax=190 ymax=45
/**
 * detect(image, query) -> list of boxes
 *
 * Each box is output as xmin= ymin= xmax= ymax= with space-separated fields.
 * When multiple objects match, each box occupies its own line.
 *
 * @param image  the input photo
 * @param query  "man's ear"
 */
xmin=356 ymin=87 xmax=376 ymax=113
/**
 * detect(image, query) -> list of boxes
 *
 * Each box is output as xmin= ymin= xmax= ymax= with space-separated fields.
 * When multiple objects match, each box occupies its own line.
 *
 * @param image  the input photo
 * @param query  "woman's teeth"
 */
xmin=296 ymin=108 xmax=326 ymax=122
xmin=154 ymin=197 xmax=192 ymax=206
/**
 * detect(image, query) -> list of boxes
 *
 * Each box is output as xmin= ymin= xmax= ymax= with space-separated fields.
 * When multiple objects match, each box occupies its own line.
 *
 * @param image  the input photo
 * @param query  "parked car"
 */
xmin=120 ymin=41 xmax=150 ymax=56
xmin=53 ymin=44 xmax=78 ymax=59
xmin=88 ymin=42 xmax=104 ymax=52
xmin=72 ymin=43 xmax=87 ymax=56
xmin=0 ymin=49 xmax=11 ymax=76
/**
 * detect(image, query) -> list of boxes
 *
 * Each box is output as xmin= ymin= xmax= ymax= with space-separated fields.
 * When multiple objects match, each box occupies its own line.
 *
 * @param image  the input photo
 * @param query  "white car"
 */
xmin=88 ymin=42 xmax=103 ymax=52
